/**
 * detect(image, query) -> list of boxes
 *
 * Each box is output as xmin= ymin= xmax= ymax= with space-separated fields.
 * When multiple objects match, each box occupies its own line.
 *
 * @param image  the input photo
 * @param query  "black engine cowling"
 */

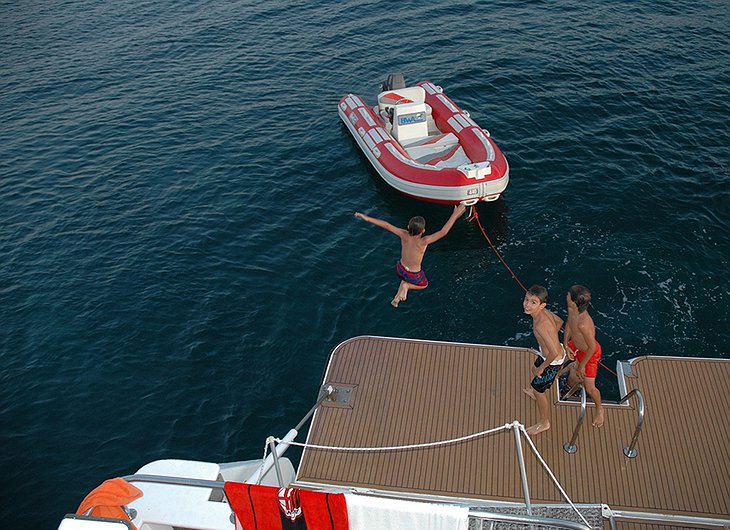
xmin=381 ymin=73 xmax=406 ymax=91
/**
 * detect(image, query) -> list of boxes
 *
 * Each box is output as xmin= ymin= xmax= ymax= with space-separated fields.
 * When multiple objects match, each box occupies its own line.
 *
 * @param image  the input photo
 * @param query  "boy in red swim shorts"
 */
xmin=354 ymin=205 xmax=465 ymax=307
xmin=564 ymin=284 xmax=605 ymax=428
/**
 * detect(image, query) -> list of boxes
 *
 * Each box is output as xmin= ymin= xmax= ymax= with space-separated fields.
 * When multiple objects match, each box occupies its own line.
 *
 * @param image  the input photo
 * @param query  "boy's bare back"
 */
xmin=398 ymin=233 xmax=428 ymax=271
xmin=533 ymin=308 xmax=564 ymax=360
xmin=566 ymin=309 xmax=595 ymax=354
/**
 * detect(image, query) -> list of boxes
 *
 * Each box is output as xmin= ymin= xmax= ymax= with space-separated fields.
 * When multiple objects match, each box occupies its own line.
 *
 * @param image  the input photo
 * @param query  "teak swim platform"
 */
xmin=297 ymin=335 xmax=730 ymax=527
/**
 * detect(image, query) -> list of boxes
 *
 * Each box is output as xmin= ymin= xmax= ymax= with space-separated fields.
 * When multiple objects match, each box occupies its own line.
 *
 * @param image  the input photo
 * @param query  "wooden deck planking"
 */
xmin=624 ymin=357 xmax=730 ymax=516
xmin=296 ymin=336 xmax=730 ymax=520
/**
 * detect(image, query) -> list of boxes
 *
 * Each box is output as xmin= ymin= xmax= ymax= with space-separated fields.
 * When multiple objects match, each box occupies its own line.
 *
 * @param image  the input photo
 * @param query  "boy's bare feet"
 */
xmin=391 ymin=282 xmax=409 ymax=307
xmin=522 ymin=387 xmax=536 ymax=400
xmin=526 ymin=422 xmax=550 ymax=435
xmin=592 ymin=409 xmax=605 ymax=428
xmin=391 ymin=295 xmax=406 ymax=308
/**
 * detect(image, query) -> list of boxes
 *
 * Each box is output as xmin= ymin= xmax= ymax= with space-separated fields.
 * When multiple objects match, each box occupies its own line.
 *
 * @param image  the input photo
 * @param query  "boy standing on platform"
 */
xmin=354 ymin=204 xmax=465 ymax=307
xmin=564 ymin=284 xmax=605 ymax=428
xmin=522 ymin=285 xmax=566 ymax=435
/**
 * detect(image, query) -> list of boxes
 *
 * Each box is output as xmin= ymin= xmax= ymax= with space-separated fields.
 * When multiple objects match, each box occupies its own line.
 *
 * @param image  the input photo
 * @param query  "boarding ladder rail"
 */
xmin=560 ymin=384 xmax=645 ymax=459
xmin=561 ymin=384 xmax=587 ymax=455
xmin=617 ymin=388 xmax=644 ymax=458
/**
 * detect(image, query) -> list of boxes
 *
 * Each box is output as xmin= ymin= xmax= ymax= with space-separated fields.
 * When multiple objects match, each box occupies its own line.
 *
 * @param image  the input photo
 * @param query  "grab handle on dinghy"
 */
xmin=461 ymin=198 xmax=479 ymax=206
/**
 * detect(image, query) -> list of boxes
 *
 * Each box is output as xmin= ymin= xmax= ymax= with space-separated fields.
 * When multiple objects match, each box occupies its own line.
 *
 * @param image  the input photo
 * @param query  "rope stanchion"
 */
xmin=519 ymin=424 xmax=592 ymax=528
xmin=467 ymin=205 xmax=617 ymax=378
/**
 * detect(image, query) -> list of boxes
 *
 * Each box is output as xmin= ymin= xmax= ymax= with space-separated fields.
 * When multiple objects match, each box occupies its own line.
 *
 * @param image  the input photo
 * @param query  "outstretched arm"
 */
xmin=354 ymin=212 xmax=404 ymax=236
xmin=422 ymin=204 xmax=466 ymax=244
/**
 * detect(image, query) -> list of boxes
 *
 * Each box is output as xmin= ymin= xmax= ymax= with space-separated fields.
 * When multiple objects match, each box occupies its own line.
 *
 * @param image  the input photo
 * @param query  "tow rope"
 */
xmin=467 ymin=206 xmax=528 ymax=292
xmin=467 ymin=206 xmax=618 ymax=378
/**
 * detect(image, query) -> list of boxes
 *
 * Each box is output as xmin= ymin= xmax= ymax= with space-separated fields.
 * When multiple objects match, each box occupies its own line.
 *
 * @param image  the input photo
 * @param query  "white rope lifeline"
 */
xmin=277 ymin=423 xmax=512 ymax=452
xmin=270 ymin=421 xmax=590 ymax=527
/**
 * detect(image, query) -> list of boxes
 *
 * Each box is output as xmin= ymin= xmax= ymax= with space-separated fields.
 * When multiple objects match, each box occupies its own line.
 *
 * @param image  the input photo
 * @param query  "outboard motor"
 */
xmin=382 ymin=73 xmax=406 ymax=91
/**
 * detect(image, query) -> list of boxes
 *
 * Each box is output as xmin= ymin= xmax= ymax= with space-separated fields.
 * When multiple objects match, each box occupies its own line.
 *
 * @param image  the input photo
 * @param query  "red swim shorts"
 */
xmin=396 ymin=261 xmax=428 ymax=287
xmin=568 ymin=340 xmax=602 ymax=379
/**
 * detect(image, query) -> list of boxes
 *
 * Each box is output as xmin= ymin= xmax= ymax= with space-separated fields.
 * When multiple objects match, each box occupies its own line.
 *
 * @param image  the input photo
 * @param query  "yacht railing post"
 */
xmin=617 ymin=388 xmax=645 ymax=458
xmin=267 ymin=436 xmax=284 ymax=487
xmin=247 ymin=385 xmax=336 ymax=484
xmin=512 ymin=421 xmax=532 ymax=516
xmin=563 ymin=384 xmax=587 ymax=454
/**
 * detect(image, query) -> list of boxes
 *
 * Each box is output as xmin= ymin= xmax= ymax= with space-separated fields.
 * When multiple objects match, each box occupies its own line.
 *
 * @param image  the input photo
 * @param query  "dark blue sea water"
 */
xmin=1 ymin=0 xmax=728 ymax=527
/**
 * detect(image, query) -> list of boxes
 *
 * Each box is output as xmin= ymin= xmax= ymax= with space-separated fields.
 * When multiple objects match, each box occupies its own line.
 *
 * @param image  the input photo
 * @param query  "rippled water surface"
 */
xmin=1 ymin=0 xmax=728 ymax=527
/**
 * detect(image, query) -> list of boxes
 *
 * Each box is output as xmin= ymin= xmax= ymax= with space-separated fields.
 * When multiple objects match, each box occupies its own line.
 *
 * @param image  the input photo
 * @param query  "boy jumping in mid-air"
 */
xmin=354 ymin=204 xmax=466 ymax=307
xmin=522 ymin=284 xmax=566 ymax=435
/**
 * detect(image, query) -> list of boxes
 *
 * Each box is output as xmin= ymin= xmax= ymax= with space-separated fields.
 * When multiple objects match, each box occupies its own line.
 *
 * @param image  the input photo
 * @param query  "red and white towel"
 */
xmin=224 ymin=483 xmax=468 ymax=530
xmin=224 ymin=483 xmax=348 ymax=530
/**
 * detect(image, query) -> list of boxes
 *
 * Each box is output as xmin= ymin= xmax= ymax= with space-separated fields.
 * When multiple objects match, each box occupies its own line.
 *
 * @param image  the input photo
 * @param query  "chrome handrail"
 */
xmin=123 ymin=474 xmax=225 ymax=489
xmin=562 ymin=384 xmax=587 ymax=454
xmin=606 ymin=506 xmax=730 ymax=528
xmin=617 ymin=388 xmax=645 ymax=458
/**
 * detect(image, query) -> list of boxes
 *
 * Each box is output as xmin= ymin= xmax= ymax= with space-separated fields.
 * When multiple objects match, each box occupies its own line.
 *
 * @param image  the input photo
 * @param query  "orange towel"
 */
xmin=76 ymin=477 xmax=142 ymax=528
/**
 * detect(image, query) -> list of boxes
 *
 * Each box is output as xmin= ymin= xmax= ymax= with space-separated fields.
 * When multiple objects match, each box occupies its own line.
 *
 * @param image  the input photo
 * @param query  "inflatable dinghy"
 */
xmin=339 ymin=74 xmax=509 ymax=204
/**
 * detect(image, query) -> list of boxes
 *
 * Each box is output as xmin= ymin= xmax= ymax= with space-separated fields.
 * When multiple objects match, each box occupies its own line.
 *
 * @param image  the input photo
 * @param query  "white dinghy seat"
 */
xmin=377 ymin=86 xmax=430 ymax=146
xmin=403 ymin=132 xmax=461 ymax=166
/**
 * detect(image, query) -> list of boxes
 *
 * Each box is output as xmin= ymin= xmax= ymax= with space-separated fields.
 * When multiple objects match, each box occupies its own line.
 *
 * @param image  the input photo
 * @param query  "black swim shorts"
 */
xmin=530 ymin=356 xmax=562 ymax=394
